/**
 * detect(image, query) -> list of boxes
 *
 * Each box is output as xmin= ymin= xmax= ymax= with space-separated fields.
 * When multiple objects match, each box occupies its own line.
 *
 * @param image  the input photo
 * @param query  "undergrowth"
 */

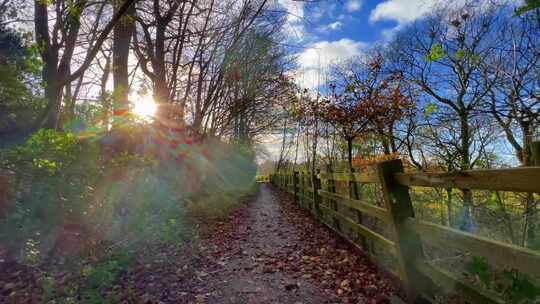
xmin=186 ymin=183 xmax=259 ymax=224
xmin=0 ymin=128 xmax=258 ymax=302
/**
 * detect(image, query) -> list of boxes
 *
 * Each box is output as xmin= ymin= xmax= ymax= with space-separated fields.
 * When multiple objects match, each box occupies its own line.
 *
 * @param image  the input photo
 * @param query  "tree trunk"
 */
xmin=346 ymin=136 xmax=353 ymax=170
xmin=525 ymin=140 xmax=540 ymax=248
xmin=446 ymin=188 xmax=453 ymax=227
xmin=459 ymin=113 xmax=474 ymax=231
xmin=153 ymin=14 xmax=169 ymax=122
xmin=40 ymin=83 xmax=63 ymax=129
xmin=100 ymin=56 xmax=112 ymax=130
xmin=112 ymin=0 xmax=135 ymax=123
xmin=34 ymin=0 xmax=62 ymax=129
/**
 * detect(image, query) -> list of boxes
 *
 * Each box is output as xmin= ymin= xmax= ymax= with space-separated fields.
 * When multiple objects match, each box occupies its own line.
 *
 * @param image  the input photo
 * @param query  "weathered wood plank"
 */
xmin=395 ymin=168 xmax=540 ymax=193
xmin=318 ymin=205 xmax=396 ymax=254
xmin=416 ymin=261 xmax=504 ymax=304
xmin=297 ymin=192 xmax=314 ymax=202
xmin=377 ymin=160 xmax=430 ymax=304
xmin=318 ymin=190 xmax=390 ymax=222
xmin=303 ymin=187 xmax=314 ymax=193
xmin=405 ymin=218 xmax=540 ymax=278
xmin=318 ymin=172 xmax=379 ymax=183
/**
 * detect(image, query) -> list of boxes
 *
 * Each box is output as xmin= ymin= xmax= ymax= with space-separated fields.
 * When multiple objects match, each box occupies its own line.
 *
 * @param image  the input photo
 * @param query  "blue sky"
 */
xmin=277 ymin=0 xmax=470 ymax=89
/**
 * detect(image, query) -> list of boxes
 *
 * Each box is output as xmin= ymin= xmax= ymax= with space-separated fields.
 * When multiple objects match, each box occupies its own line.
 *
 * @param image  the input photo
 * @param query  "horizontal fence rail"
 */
xmin=270 ymin=160 xmax=540 ymax=304
xmin=395 ymin=168 xmax=540 ymax=193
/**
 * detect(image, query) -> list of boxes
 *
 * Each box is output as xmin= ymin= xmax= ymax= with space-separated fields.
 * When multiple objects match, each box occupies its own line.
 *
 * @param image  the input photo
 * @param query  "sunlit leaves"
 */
xmin=38 ymin=0 xmax=53 ymax=6
xmin=426 ymin=43 xmax=446 ymax=62
xmin=67 ymin=0 xmax=82 ymax=20
xmin=323 ymin=54 xmax=414 ymax=152
xmin=455 ymin=49 xmax=466 ymax=60
xmin=32 ymin=158 xmax=58 ymax=175
xmin=424 ymin=102 xmax=437 ymax=116
xmin=352 ymin=152 xmax=399 ymax=169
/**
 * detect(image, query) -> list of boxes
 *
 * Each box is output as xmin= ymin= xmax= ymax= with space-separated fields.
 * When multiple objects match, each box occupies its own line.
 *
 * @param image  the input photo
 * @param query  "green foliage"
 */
xmin=426 ymin=44 xmax=446 ymax=62
xmin=37 ymin=0 xmax=54 ymax=6
xmin=37 ymin=248 xmax=132 ymax=303
xmin=424 ymin=102 xmax=438 ymax=116
xmin=98 ymin=167 xmax=190 ymax=244
xmin=81 ymin=251 xmax=131 ymax=291
xmin=0 ymin=25 xmax=44 ymax=134
xmin=109 ymin=150 xmax=157 ymax=168
xmin=24 ymin=43 xmax=43 ymax=76
xmin=516 ymin=0 xmax=540 ymax=15
xmin=345 ymin=83 xmax=356 ymax=94
xmin=455 ymin=49 xmax=466 ymax=60
xmin=13 ymin=129 xmax=82 ymax=172
xmin=1 ymin=127 xmax=259 ymax=263
xmin=465 ymin=256 xmax=540 ymax=303
xmin=67 ymin=0 xmax=82 ymax=20
xmin=465 ymin=256 xmax=491 ymax=286
xmin=0 ymin=130 xmax=102 ymax=260
xmin=187 ymin=184 xmax=257 ymax=223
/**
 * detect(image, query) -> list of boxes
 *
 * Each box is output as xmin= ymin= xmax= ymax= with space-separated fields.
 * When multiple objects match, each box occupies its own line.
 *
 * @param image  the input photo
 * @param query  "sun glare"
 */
xmin=132 ymin=95 xmax=157 ymax=120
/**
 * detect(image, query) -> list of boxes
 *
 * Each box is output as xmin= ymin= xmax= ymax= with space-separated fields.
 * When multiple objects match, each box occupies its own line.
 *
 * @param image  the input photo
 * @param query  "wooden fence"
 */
xmin=270 ymin=159 xmax=540 ymax=304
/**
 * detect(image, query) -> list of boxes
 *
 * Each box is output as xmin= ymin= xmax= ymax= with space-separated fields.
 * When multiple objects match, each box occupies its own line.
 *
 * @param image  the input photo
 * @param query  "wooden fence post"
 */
xmin=325 ymin=164 xmax=341 ymax=232
xmin=300 ymin=171 xmax=305 ymax=207
xmin=293 ymin=171 xmax=299 ymax=203
xmin=377 ymin=159 xmax=430 ymax=303
xmin=531 ymin=141 xmax=540 ymax=166
xmin=347 ymin=167 xmax=370 ymax=252
xmin=312 ymin=169 xmax=321 ymax=216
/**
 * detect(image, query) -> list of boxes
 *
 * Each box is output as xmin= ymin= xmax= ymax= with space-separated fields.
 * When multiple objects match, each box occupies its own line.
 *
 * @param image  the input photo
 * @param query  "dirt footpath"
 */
xmin=190 ymin=184 xmax=398 ymax=304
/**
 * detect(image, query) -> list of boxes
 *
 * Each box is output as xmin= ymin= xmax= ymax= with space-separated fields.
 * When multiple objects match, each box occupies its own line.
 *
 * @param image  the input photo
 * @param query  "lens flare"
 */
xmin=132 ymin=95 xmax=157 ymax=119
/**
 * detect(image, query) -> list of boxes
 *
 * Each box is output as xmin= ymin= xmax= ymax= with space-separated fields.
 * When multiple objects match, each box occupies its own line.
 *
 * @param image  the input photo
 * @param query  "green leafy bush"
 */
xmin=465 ymin=256 xmax=540 ymax=303
xmin=0 ymin=129 xmax=102 ymax=261
xmin=0 ymin=25 xmax=44 ymax=135
xmin=0 ymin=128 xmax=257 ymax=265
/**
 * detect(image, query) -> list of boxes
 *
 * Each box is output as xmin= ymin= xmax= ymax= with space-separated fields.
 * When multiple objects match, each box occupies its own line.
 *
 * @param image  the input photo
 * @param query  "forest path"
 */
xmin=189 ymin=184 xmax=398 ymax=304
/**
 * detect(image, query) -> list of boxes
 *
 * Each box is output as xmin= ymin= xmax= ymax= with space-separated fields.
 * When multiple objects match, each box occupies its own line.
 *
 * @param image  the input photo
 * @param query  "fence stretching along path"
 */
xmin=270 ymin=159 xmax=540 ymax=304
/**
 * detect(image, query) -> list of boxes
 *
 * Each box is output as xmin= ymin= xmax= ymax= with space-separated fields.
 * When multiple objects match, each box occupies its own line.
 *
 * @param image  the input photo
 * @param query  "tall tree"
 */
xmin=33 ymin=0 xmax=136 ymax=129
xmin=112 ymin=0 xmax=136 ymax=125
xmin=483 ymin=12 xmax=540 ymax=247
xmin=389 ymin=1 xmax=503 ymax=230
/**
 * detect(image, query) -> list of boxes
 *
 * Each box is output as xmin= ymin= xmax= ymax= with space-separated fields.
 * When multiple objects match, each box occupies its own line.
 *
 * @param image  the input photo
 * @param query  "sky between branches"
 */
xmin=280 ymin=0 xmax=521 ymax=89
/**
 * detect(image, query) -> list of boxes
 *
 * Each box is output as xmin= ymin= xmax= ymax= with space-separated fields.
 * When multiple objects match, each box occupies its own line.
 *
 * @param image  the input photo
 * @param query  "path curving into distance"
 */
xmin=189 ymin=184 xmax=398 ymax=304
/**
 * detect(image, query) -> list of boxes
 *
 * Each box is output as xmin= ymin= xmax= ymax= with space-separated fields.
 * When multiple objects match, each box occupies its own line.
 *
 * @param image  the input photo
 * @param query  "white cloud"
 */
xmin=278 ymin=0 xmax=304 ymax=20
xmin=278 ymin=0 xmax=306 ymax=40
xmin=309 ymin=3 xmax=338 ymax=21
xmin=370 ymin=0 xmax=519 ymax=40
xmin=296 ymin=39 xmax=366 ymax=89
xmin=345 ymin=0 xmax=363 ymax=12
xmin=317 ymin=21 xmax=343 ymax=32
xmin=327 ymin=21 xmax=343 ymax=30
xmin=369 ymin=0 xmax=438 ymax=25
